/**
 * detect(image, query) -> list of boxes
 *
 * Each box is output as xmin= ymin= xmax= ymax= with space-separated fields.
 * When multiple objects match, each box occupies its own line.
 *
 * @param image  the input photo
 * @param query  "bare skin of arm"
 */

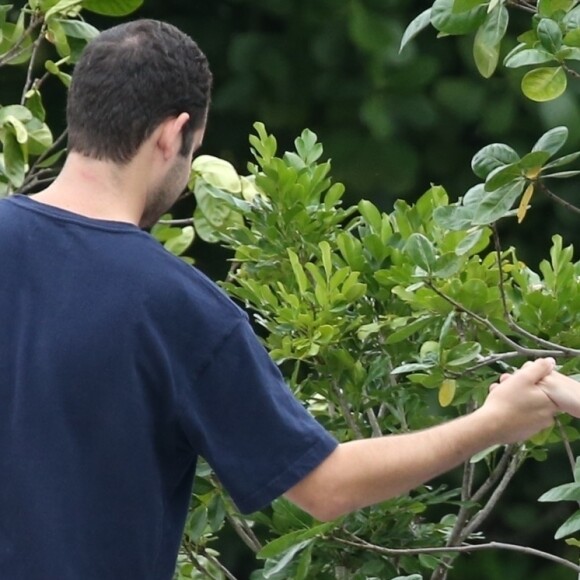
xmin=285 ymin=358 xmax=557 ymax=521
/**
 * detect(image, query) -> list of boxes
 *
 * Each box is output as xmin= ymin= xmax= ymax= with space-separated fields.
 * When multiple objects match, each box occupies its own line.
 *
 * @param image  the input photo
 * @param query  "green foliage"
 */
xmin=403 ymin=0 xmax=580 ymax=103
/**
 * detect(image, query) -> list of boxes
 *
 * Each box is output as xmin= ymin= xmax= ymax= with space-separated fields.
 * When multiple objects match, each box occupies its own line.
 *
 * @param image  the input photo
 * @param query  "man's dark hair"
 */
xmin=66 ymin=19 xmax=213 ymax=163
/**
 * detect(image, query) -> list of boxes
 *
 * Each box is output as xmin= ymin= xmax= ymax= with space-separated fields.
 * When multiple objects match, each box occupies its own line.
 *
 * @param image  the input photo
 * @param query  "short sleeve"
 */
xmin=177 ymin=318 xmax=338 ymax=514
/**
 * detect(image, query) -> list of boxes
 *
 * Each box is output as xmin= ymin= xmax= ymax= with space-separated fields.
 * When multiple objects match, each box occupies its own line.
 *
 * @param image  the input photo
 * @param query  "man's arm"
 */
xmin=285 ymin=358 xmax=557 ymax=522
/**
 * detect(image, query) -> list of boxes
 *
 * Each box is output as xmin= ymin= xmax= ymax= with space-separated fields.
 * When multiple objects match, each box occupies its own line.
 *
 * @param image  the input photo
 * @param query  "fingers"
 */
xmin=511 ymin=357 xmax=556 ymax=384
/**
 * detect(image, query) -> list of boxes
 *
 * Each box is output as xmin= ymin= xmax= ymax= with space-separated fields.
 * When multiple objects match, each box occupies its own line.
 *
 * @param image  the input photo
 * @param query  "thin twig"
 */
xmin=539 ymin=182 xmax=580 ymax=216
xmin=332 ymin=381 xmax=364 ymax=439
xmin=199 ymin=547 xmax=239 ymax=580
xmin=462 ymin=449 xmax=524 ymax=539
xmin=426 ymin=282 xmax=563 ymax=358
xmin=20 ymin=22 xmax=46 ymax=105
xmin=25 ymin=128 xmax=68 ymax=186
xmin=471 ymin=445 xmax=517 ymax=504
xmin=225 ymin=513 xmax=262 ymax=553
xmin=332 ymin=533 xmax=580 ymax=572
xmin=366 ymin=408 xmax=382 ymax=437
xmin=183 ymin=544 xmax=218 ymax=579
xmin=556 ymin=418 xmax=577 ymax=475
xmin=158 ymin=218 xmax=195 ymax=226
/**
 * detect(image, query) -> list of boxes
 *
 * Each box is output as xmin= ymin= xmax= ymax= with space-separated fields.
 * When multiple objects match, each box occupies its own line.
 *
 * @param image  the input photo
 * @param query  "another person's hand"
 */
xmin=498 ymin=364 xmax=580 ymax=418
xmin=481 ymin=358 xmax=557 ymax=444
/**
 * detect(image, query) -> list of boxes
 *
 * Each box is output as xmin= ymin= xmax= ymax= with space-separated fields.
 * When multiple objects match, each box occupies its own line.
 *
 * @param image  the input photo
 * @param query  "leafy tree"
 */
xmin=4 ymin=1 xmax=580 ymax=579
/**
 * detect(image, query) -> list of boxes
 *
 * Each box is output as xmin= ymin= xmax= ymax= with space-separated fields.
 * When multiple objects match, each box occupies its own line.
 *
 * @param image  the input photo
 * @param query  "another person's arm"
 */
xmin=285 ymin=358 xmax=557 ymax=521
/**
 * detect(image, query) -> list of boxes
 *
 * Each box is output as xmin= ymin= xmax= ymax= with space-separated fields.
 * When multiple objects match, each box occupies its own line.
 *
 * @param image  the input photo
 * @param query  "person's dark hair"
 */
xmin=66 ymin=19 xmax=213 ymax=163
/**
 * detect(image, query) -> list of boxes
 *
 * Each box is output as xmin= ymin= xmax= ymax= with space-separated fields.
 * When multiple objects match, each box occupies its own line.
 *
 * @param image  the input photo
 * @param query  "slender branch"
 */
xmin=20 ymin=22 xmax=46 ymax=105
xmin=199 ymin=546 xmax=239 ymax=580
xmin=471 ymin=445 xmax=516 ymax=504
xmin=462 ymin=352 xmax=523 ymax=375
xmin=183 ymin=544 xmax=218 ymax=579
xmin=19 ymin=175 xmax=57 ymax=194
xmin=505 ymin=0 xmax=537 ymax=14
xmin=332 ymin=534 xmax=580 ymax=572
xmin=24 ymin=129 xmax=68 ymax=186
xmin=556 ymin=417 xmax=577 ymax=476
xmin=462 ymin=448 xmax=524 ymax=539
xmin=158 ymin=217 xmax=195 ymax=226
xmin=225 ymin=513 xmax=262 ymax=553
xmin=563 ymin=64 xmax=580 ymax=80
xmin=426 ymin=282 xmax=563 ymax=358
xmin=538 ymin=182 xmax=580 ymax=215
xmin=332 ymin=381 xmax=364 ymax=439
xmin=366 ymin=408 xmax=383 ymax=437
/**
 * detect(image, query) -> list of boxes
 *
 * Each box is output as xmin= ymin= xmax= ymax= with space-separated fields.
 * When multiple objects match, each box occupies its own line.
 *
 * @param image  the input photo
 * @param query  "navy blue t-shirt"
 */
xmin=0 ymin=195 xmax=337 ymax=579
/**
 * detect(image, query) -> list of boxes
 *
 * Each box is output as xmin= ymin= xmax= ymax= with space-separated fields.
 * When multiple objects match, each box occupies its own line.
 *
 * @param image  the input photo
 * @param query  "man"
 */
xmin=0 ymin=18 xmax=574 ymax=579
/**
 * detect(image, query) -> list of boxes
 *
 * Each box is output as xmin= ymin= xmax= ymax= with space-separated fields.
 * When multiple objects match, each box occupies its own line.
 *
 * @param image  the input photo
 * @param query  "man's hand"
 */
xmin=480 ymin=358 xmax=557 ymax=444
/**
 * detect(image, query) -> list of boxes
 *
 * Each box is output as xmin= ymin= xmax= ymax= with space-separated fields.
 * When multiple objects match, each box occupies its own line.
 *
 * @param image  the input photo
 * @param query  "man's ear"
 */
xmin=156 ymin=113 xmax=190 ymax=160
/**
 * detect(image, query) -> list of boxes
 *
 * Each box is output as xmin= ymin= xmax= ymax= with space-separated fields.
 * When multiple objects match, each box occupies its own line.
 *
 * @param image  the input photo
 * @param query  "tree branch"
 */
xmin=538 ymin=182 xmax=580 ymax=216
xmin=425 ymin=282 xmax=563 ymax=358
xmin=20 ymin=22 xmax=47 ymax=105
xmin=332 ymin=533 xmax=580 ymax=572
xmin=225 ymin=513 xmax=262 ymax=553
xmin=333 ymin=381 xmax=364 ymax=439
xmin=462 ymin=448 xmax=524 ymax=540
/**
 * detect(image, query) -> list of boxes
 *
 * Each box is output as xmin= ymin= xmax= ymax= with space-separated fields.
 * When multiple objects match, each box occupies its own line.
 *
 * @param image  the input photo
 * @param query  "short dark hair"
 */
xmin=66 ymin=19 xmax=213 ymax=163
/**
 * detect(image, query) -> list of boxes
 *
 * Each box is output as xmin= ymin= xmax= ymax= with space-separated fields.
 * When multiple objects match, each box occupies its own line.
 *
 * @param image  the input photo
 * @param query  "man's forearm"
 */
xmin=287 ymin=408 xmax=497 ymax=521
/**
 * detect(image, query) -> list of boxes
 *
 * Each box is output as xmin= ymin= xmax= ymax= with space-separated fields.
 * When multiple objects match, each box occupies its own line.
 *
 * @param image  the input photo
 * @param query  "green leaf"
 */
xmin=484 ymin=163 xmax=521 ymax=191
xmin=288 ymin=250 xmax=309 ymax=294
xmin=400 ymin=8 xmax=432 ymax=52
xmin=45 ymin=0 xmax=81 ymax=19
xmin=433 ymin=205 xmax=475 ymax=230
xmin=532 ymin=126 xmax=568 ymax=157
xmin=470 ymin=444 xmax=501 ymax=463
xmin=521 ymin=66 xmax=567 ymax=102
xmin=539 ymin=482 xmax=580 ymax=502
xmin=563 ymin=28 xmax=580 ymax=46
xmin=431 ymin=0 xmax=486 ymax=35
xmin=557 ymin=46 xmax=580 ymax=60
xmin=504 ymin=47 xmax=557 ymax=68
xmin=164 ymin=226 xmax=194 ymax=256
xmin=555 ymin=510 xmax=580 ymax=539
xmin=472 ymin=143 xmax=520 ymax=179
xmin=405 ymin=233 xmax=436 ymax=272
xmin=82 ymin=0 xmax=143 ymax=16
xmin=446 ymin=341 xmax=482 ymax=366
xmin=263 ymin=540 xmax=312 ymax=579
xmin=0 ymin=105 xmax=32 ymax=125
xmin=192 ymin=155 xmax=242 ymax=194
xmin=473 ymin=5 xmax=509 ymax=78
xmin=538 ymin=0 xmax=576 ymax=17
xmin=537 ymin=18 xmax=563 ymax=53
xmin=544 ymin=151 xmax=580 ymax=169
xmin=385 ymin=316 xmax=432 ymax=344
xmin=2 ymin=131 xmax=26 ymax=188
xmin=358 ymin=199 xmax=382 ymax=232
xmin=258 ymin=523 xmax=333 ymax=559
xmin=186 ymin=505 xmax=208 ymax=541
xmin=473 ymin=180 xmax=526 ymax=225
xmin=58 ymin=18 xmax=99 ymax=41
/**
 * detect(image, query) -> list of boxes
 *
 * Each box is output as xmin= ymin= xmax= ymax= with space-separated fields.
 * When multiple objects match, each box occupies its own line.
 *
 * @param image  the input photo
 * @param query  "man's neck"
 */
xmin=32 ymin=152 xmax=146 ymax=225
